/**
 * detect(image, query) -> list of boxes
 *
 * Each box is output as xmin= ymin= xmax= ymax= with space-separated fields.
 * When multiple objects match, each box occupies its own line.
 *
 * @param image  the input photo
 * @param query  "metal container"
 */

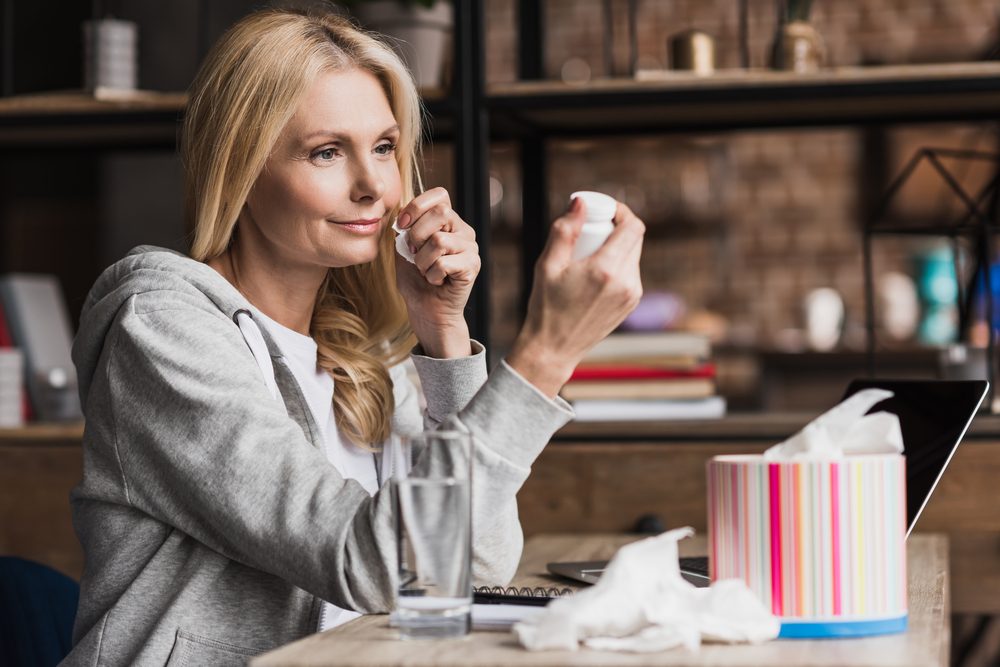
xmin=670 ymin=30 xmax=715 ymax=76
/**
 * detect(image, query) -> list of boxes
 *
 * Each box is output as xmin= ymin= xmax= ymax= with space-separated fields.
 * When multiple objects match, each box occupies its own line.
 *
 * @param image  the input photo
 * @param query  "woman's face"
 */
xmin=242 ymin=67 xmax=402 ymax=270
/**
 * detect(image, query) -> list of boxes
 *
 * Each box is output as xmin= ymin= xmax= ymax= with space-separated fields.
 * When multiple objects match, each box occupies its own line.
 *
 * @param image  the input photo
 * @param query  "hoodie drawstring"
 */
xmin=233 ymin=309 xmax=281 ymax=402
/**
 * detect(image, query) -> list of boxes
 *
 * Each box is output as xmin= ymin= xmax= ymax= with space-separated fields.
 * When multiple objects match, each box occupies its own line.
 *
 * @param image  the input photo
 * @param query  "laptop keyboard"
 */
xmin=679 ymin=556 xmax=709 ymax=577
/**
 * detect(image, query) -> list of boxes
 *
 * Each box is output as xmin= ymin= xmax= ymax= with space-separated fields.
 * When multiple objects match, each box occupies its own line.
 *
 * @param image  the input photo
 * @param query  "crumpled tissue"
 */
xmin=763 ymin=388 xmax=903 ymax=461
xmin=513 ymin=527 xmax=780 ymax=653
xmin=393 ymin=219 xmax=416 ymax=264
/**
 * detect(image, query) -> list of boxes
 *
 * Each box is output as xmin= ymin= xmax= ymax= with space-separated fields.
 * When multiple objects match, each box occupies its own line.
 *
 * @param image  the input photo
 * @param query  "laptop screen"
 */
xmin=842 ymin=379 xmax=988 ymax=536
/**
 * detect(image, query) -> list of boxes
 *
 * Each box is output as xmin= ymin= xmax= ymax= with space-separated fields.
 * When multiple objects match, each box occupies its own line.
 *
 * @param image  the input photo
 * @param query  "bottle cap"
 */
xmin=570 ymin=191 xmax=617 ymax=223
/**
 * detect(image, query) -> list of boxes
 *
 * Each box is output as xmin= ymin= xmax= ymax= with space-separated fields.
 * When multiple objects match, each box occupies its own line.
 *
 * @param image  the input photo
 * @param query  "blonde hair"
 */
xmin=183 ymin=7 xmax=419 ymax=448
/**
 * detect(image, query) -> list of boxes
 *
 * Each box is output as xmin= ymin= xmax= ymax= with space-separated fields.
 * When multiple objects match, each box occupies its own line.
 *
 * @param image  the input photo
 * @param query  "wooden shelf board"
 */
xmin=492 ymin=62 xmax=1000 ymax=97
xmin=0 ymin=90 xmax=188 ymax=116
xmin=6 ymin=408 xmax=1000 ymax=444
xmin=555 ymin=409 xmax=1000 ymax=441
xmin=0 ymin=90 xmax=186 ymax=148
xmin=487 ymin=62 xmax=1000 ymax=134
xmin=0 ymin=88 xmax=452 ymax=147
xmin=4 ymin=62 xmax=1000 ymax=144
xmin=0 ymin=422 xmax=85 ymax=443
xmin=0 ymin=88 xmax=449 ymax=117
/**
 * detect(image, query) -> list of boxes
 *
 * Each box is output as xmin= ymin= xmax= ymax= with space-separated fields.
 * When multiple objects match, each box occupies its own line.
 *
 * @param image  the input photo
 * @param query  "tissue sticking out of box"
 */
xmin=513 ymin=527 xmax=780 ymax=653
xmin=764 ymin=388 xmax=903 ymax=461
xmin=392 ymin=218 xmax=417 ymax=264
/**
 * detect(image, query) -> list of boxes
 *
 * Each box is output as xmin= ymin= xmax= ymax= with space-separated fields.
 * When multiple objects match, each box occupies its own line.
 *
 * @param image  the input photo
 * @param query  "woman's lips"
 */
xmin=331 ymin=217 xmax=382 ymax=235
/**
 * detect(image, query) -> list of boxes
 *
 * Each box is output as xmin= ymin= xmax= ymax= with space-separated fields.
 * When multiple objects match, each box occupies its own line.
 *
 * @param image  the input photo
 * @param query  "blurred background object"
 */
xmin=916 ymin=243 xmax=960 ymax=346
xmin=0 ymin=349 xmax=23 ymax=428
xmin=804 ymin=287 xmax=844 ymax=351
xmin=620 ymin=292 xmax=686 ymax=332
xmin=82 ymin=17 xmax=138 ymax=95
xmin=771 ymin=0 xmax=823 ymax=72
xmin=348 ymin=0 xmax=453 ymax=90
xmin=877 ymin=271 xmax=920 ymax=342
xmin=669 ymin=29 xmax=715 ymax=75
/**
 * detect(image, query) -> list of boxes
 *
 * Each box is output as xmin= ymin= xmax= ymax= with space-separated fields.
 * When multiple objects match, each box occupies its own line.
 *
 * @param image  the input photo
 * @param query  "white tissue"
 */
xmin=763 ymin=388 xmax=903 ymax=461
xmin=513 ymin=527 xmax=779 ymax=653
xmin=392 ymin=219 xmax=416 ymax=264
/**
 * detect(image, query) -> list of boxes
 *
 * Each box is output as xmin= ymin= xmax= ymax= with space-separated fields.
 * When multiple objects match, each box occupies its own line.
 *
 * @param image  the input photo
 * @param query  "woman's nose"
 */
xmin=349 ymin=156 xmax=385 ymax=203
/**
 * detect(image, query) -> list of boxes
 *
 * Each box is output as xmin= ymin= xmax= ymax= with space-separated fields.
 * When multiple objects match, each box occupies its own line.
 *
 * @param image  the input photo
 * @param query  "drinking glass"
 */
xmin=393 ymin=430 xmax=473 ymax=639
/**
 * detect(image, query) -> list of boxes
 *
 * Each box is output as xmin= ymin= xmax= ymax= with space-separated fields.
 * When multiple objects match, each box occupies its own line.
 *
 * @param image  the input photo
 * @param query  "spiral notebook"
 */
xmin=472 ymin=585 xmax=573 ymax=607
xmin=471 ymin=587 xmax=573 ymax=630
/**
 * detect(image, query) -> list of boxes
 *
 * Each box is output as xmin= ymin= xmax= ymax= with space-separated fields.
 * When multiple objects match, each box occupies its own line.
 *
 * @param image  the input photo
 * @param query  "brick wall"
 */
xmin=488 ymin=0 xmax=998 ymax=80
xmin=427 ymin=0 xmax=1000 ymax=353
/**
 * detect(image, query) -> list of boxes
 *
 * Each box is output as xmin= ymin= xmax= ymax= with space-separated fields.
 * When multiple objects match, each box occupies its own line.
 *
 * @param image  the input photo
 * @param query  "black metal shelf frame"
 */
xmin=863 ymin=147 xmax=1000 ymax=401
xmin=451 ymin=0 xmax=490 ymax=346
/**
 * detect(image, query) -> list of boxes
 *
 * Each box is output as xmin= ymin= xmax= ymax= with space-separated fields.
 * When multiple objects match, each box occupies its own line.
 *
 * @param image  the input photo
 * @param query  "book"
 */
xmin=577 ymin=354 xmax=707 ymax=369
xmin=571 ymin=396 xmax=727 ymax=422
xmin=570 ymin=363 xmax=715 ymax=381
xmin=0 ymin=347 xmax=23 ymax=427
xmin=0 ymin=300 xmax=12 ymax=347
xmin=473 ymin=586 xmax=572 ymax=605
xmin=561 ymin=378 xmax=715 ymax=401
xmin=584 ymin=332 xmax=710 ymax=361
xmin=471 ymin=586 xmax=572 ymax=628
xmin=471 ymin=603 xmax=547 ymax=630
xmin=0 ymin=274 xmax=82 ymax=422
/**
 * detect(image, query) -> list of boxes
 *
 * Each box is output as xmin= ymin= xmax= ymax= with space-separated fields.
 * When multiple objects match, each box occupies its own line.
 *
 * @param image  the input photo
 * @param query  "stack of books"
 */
xmin=0 ymin=306 xmax=21 ymax=427
xmin=563 ymin=332 xmax=726 ymax=422
xmin=0 ymin=274 xmax=81 ymax=423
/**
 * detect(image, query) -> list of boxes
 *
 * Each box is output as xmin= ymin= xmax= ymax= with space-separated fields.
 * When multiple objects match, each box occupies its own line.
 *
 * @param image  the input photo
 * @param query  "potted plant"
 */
xmin=770 ymin=0 xmax=823 ymax=73
xmin=346 ymin=0 xmax=452 ymax=90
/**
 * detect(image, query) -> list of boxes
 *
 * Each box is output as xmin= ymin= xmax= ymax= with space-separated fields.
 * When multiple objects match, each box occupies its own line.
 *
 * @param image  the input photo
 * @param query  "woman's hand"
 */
xmin=507 ymin=197 xmax=645 ymax=397
xmin=394 ymin=187 xmax=480 ymax=358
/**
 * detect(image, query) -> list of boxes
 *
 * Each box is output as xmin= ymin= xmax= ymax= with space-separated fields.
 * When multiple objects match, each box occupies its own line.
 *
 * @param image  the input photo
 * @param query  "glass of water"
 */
xmin=393 ymin=430 xmax=473 ymax=639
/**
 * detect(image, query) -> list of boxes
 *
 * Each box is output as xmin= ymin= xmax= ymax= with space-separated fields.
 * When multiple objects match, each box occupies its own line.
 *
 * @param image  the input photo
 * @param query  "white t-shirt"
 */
xmin=253 ymin=309 xmax=379 ymax=631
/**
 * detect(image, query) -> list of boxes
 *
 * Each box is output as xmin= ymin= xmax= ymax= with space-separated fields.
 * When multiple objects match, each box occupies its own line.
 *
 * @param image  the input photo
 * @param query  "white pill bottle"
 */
xmin=569 ymin=191 xmax=617 ymax=260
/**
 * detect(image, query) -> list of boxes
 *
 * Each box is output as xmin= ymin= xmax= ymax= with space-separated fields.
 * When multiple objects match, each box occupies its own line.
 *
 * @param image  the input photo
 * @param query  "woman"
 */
xmin=64 ymin=8 xmax=644 ymax=666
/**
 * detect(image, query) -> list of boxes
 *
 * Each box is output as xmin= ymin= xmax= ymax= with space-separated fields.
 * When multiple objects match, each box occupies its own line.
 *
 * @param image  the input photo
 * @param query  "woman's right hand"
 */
xmin=506 ymin=196 xmax=645 ymax=398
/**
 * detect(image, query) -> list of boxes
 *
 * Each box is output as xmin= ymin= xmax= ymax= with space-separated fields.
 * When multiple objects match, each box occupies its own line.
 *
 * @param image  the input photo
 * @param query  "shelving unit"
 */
xmin=0 ymin=2 xmax=489 ymax=338
xmin=489 ymin=62 xmax=1000 ymax=136
xmin=9 ymin=63 xmax=1000 ymax=144
xmin=487 ymin=60 xmax=1000 ymax=313
xmin=0 ymin=89 xmax=456 ymax=147
xmin=862 ymin=147 xmax=1000 ymax=401
xmin=0 ymin=91 xmax=185 ymax=148
xmin=5 ymin=2 xmax=1000 ymax=364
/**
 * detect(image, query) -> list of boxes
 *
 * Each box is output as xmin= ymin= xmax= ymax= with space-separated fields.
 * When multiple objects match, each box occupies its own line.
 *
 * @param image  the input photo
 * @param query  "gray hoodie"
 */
xmin=63 ymin=246 xmax=572 ymax=666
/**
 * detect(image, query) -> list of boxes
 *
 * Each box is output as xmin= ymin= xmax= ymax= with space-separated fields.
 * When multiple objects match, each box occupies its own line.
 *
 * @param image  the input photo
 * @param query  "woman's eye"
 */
xmin=375 ymin=142 xmax=397 ymax=156
xmin=313 ymin=147 xmax=338 ymax=161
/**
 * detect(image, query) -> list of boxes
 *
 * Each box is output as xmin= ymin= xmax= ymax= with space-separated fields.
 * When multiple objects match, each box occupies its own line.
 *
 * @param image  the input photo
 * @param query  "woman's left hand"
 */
xmin=394 ymin=187 xmax=480 ymax=358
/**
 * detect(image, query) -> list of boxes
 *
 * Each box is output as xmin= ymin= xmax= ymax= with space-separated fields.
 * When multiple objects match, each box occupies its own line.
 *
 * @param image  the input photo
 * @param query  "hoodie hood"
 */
xmin=72 ymin=246 xmax=255 ymax=405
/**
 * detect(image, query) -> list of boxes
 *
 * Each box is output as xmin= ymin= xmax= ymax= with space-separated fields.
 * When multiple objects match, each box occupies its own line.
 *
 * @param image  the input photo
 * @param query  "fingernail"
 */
xmin=399 ymin=213 xmax=411 ymax=228
xmin=569 ymin=196 xmax=582 ymax=213
xmin=409 ymin=243 xmax=417 ymax=255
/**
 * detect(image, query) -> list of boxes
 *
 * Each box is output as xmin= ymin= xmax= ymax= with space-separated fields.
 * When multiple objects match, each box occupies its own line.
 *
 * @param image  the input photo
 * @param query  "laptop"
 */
xmin=548 ymin=378 xmax=989 ymax=588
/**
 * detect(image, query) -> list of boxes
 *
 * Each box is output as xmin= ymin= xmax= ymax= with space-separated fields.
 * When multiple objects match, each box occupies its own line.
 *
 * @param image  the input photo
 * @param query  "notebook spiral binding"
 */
xmin=473 ymin=585 xmax=573 ymax=598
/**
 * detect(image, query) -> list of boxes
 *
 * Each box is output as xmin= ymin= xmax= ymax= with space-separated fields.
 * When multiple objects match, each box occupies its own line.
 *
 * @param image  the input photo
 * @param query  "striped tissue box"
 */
xmin=707 ymin=454 xmax=907 ymax=638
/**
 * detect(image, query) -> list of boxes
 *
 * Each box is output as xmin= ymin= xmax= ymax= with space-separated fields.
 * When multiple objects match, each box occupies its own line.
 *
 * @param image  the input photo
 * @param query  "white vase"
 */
xmin=353 ymin=1 xmax=453 ymax=90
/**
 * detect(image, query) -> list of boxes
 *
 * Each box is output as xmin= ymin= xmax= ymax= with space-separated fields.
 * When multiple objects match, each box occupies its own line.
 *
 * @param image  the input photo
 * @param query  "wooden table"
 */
xmin=253 ymin=533 xmax=949 ymax=667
